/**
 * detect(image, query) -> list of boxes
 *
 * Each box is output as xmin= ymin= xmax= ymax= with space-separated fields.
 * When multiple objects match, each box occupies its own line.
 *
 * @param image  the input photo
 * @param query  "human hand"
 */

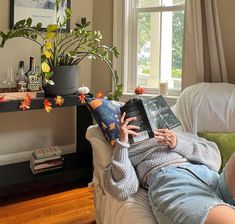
xmin=154 ymin=129 xmax=177 ymax=149
xmin=119 ymin=112 xmax=140 ymax=144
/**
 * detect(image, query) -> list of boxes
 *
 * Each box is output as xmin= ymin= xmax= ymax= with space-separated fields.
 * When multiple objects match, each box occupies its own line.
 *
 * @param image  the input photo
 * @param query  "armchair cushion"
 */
xmin=198 ymin=132 xmax=235 ymax=169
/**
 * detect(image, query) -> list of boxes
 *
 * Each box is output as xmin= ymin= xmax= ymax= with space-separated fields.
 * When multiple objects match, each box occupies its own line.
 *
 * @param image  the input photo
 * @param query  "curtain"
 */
xmin=182 ymin=0 xmax=228 ymax=89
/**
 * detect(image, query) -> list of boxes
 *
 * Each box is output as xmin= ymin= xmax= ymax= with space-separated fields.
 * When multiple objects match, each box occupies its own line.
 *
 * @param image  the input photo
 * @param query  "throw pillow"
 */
xmin=198 ymin=132 xmax=235 ymax=170
xmin=88 ymin=99 xmax=121 ymax=145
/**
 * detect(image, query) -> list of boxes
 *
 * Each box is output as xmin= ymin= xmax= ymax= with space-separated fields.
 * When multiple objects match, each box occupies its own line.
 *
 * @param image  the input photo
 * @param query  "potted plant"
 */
xmin=0 ymin=0 xmax=122 ymax=100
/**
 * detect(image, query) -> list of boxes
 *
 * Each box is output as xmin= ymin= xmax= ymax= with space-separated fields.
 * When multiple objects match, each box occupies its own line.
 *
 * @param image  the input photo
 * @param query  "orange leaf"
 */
xmin=95 ymin=91 xmax=105 ymax=98
xmin=25 ymin=94 xmax=32 ymax=104
xmin=78 ymin=94 xmax=86 ymax=104
xmin=54 ymin=95 xmax=64 ymax=106
xmin=109 ymin=123 xmax=116 ymax=130
xmin=19 ymin=94 xmax=32 ymax=111
xmin=43 ymin=99 xmax=52 ymax=113
xmin=19 ymin=100 xmax=30 ymax=111
xmin=0 ymin=95 xmax=5 ymax=103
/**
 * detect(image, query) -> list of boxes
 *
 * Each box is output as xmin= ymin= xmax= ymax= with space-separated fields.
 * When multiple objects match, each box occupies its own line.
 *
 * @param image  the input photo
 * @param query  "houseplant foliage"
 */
xmin=0 ymin=0 xmax=122 ymax=100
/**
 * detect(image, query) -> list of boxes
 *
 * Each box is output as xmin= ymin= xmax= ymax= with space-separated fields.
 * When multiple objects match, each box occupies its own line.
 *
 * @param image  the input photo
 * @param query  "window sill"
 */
xmin=120 ymin=92 xmax=178 ymax=106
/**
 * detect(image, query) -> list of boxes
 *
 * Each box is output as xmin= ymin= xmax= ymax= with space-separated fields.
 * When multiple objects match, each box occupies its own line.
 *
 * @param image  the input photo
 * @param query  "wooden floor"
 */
xmin=0 ymin=186 xmax=96 ymax=224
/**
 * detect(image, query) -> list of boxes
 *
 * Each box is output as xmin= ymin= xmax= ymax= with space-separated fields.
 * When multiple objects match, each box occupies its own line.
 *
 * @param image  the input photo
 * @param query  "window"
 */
xmin=113 ymin=0 xmax=185 ymax=96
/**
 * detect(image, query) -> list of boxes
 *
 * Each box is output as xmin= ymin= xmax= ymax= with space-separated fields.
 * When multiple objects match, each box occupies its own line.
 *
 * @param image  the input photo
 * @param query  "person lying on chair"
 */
xmin=104 ymin=112 xmax=235 ymax=224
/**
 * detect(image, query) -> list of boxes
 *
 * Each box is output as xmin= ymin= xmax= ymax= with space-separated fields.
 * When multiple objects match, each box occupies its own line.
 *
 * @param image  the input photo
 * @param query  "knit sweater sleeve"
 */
xmin=104 ymin=139 xmax=139 ymax=201
xmin=174 ymin=132 xmax=222 ymax=172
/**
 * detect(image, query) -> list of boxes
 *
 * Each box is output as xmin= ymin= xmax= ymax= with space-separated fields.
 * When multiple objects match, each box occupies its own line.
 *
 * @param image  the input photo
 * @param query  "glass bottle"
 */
xmin=16 ymin=61 xmax=28 ymax=92
xmin=28 ymin=58 xmax=40 ymax=91
xmin=26 ymin=57 xmax=34 ymax=77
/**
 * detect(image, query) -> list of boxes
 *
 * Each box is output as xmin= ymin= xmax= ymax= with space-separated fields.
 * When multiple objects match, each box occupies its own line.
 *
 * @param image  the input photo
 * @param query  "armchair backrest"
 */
xmin=175 ymin=82 xmax=235 ymax=133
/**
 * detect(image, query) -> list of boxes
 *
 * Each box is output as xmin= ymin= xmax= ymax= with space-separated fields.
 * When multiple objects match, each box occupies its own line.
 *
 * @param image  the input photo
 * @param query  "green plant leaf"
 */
xmin=56 ymin=0 xmax=60 ymax=13
xmin=41 ymin=55 xmax=47 ymax=63
xmin=14 ymin=19 xmax=26 ymax=29
xmin=26 ymin=18 xmax=32 ymax=27
xmin=36 ymin=23 xmax=42 ymax=30
xmin=45 ymin=79 xmax=55 ymax=85
xmin=112 ymin=47 xmax=120 ymax=58
xmin=30 ymin=34 xmax=37 ymax=39
xmin=44 ymin=71 xmax=54 ymax=79
xmin=114 ymin=70 xmax=119 ymax=83
xmin=65 ymin=8 xmax=72 ymax=19
xmin=81 ymin=17 xmax=87 ymax=26
xmin=0 ymin=31 xmax=6 ymax=47
xmin=0 ymin=38 xmax=5 ymax=48
xmin=76 ymin=17 xmax=91 ymax=29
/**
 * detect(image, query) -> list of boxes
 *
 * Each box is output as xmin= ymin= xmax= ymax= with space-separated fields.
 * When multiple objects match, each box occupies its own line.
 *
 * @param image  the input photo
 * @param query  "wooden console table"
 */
xmin=0 ymin=95 xmax=93 ymax=197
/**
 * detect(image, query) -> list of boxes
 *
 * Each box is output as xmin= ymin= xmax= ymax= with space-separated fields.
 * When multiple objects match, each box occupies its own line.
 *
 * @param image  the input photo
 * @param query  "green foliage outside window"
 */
xmin=137 ymin=10 xmax=184 ymax=79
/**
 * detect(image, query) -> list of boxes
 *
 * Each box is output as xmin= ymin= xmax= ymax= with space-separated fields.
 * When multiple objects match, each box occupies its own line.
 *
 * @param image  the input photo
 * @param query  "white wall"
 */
xmin=0 ymin=0 xmax=93 ymax=165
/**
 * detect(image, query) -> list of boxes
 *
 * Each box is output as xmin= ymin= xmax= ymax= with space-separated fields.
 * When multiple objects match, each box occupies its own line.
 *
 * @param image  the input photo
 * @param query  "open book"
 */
xmin=120 ymin=95 xmax=181 ymax=144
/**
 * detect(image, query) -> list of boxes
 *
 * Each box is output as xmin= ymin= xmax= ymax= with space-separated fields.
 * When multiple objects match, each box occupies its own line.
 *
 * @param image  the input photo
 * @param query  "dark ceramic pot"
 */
xmin=44 ymin=65 xmax=78 ymax=96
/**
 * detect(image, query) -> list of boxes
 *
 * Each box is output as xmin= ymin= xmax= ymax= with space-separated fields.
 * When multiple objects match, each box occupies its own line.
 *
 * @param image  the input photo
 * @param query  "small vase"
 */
xmin=44 ymin=65 xmax=78 ymax=96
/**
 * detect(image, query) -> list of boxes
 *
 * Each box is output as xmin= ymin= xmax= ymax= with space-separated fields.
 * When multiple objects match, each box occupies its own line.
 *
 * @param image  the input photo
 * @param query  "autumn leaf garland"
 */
xmin=18 ymin=94 xmax=87 ymax=112
xmin=18 ymin=95 xmax=65 ymax=112
xmin=3 ymin=90 xmax=120 ymax=113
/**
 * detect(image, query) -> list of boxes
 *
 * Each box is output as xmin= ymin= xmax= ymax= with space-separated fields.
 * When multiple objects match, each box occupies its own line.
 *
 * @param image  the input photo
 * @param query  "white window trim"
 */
xmin=113 ymin=0 xmax=135 ymax=94
xmin=113 ymin=0 xmax=183 ymax=104
xmin=137 ymin=5 xmax=184 ymax=13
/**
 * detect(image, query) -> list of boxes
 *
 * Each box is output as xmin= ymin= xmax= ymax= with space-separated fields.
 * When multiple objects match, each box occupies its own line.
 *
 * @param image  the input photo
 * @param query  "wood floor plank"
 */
xmin=0 ymin=187 xmax=96 ymax=224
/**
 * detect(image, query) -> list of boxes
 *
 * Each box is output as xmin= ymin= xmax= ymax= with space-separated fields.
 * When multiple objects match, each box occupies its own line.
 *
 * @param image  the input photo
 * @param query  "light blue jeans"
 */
xmin=147 ymin=163 xmax=235 ymax=224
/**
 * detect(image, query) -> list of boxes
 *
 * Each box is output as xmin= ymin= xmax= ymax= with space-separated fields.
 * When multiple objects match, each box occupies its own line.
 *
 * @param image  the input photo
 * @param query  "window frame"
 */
xmin=113 ymin=0 xmax=185 ymax=97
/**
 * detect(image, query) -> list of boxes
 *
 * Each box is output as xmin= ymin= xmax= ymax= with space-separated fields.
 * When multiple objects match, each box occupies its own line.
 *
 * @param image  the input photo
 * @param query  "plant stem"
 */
xmin=23 ymin=37 xmax=43 ymax=47
xmin=58 ymin=33 xmax=72 ymax=45
xmin=12 ymin=27 xmax=45 ymax=40
xmin=58 ymin=36 xmax=81 ymax=55
xmin=75 ymin=51 xmax=115 ymax=81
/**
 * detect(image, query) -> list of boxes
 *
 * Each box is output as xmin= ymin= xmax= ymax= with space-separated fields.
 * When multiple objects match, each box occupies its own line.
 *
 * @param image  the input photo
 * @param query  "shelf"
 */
xmin=0 ymin=94 xmax=94 ymax=197
xmin=0 ymin=151 xmax=93 ymax=197
xmin=0 ymin=94 xmax=91 ymax=113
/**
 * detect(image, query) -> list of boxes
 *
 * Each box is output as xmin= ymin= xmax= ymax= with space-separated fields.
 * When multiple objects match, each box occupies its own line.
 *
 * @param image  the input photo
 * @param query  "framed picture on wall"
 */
xmin=10 ymin=0 xmax=71 ymax=31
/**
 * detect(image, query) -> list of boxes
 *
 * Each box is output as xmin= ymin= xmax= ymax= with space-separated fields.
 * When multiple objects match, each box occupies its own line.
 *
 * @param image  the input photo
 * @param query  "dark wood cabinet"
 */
xmin=0 ymin=95 xmax=93 ymax=197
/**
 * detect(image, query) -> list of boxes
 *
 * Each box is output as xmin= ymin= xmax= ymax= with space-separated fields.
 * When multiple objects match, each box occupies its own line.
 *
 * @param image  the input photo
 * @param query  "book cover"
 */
xmin=30 ymin=158 xmax=64 ymax=170
xmin=120 ymin=95 xmax=181 ymax=144
xmin=120 ymin=98 xmax=153 ymax=143
xmin=30 ymin=163 xmax=63 ymax=175
xmin=30 ymin=154 xmax=62 ymax=165
xmin=33 ymin=146 xmax=62 ymax=159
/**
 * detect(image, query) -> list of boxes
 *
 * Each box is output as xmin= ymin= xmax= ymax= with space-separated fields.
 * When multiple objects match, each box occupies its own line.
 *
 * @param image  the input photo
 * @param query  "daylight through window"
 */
xmin=118 ymin=0 xmax=185 ymax=95
xmin=137 ymin=0 xmax=185 ymax=93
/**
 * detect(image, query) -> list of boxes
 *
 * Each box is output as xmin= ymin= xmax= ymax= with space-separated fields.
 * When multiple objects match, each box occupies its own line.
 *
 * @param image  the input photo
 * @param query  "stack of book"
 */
xmin=30 ymin=146 xmax=64 ymax=175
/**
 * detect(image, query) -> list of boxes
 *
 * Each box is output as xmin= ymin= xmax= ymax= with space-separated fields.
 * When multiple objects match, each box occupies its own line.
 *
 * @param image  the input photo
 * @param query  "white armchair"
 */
xmin=86 ymin=82 xmax=235 ymax=224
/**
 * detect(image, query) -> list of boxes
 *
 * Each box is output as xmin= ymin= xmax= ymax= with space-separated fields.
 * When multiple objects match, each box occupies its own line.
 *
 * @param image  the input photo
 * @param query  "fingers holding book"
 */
xmin=119 ymin=112 xmax=140 ymax=144
xmin=154 ymin=128 xmax=177 ymax=149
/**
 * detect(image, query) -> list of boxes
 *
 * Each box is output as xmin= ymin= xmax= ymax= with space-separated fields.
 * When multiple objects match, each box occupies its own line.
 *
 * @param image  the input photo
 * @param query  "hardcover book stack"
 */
xmin=30 ymin=146 xmax=64 ymax=175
